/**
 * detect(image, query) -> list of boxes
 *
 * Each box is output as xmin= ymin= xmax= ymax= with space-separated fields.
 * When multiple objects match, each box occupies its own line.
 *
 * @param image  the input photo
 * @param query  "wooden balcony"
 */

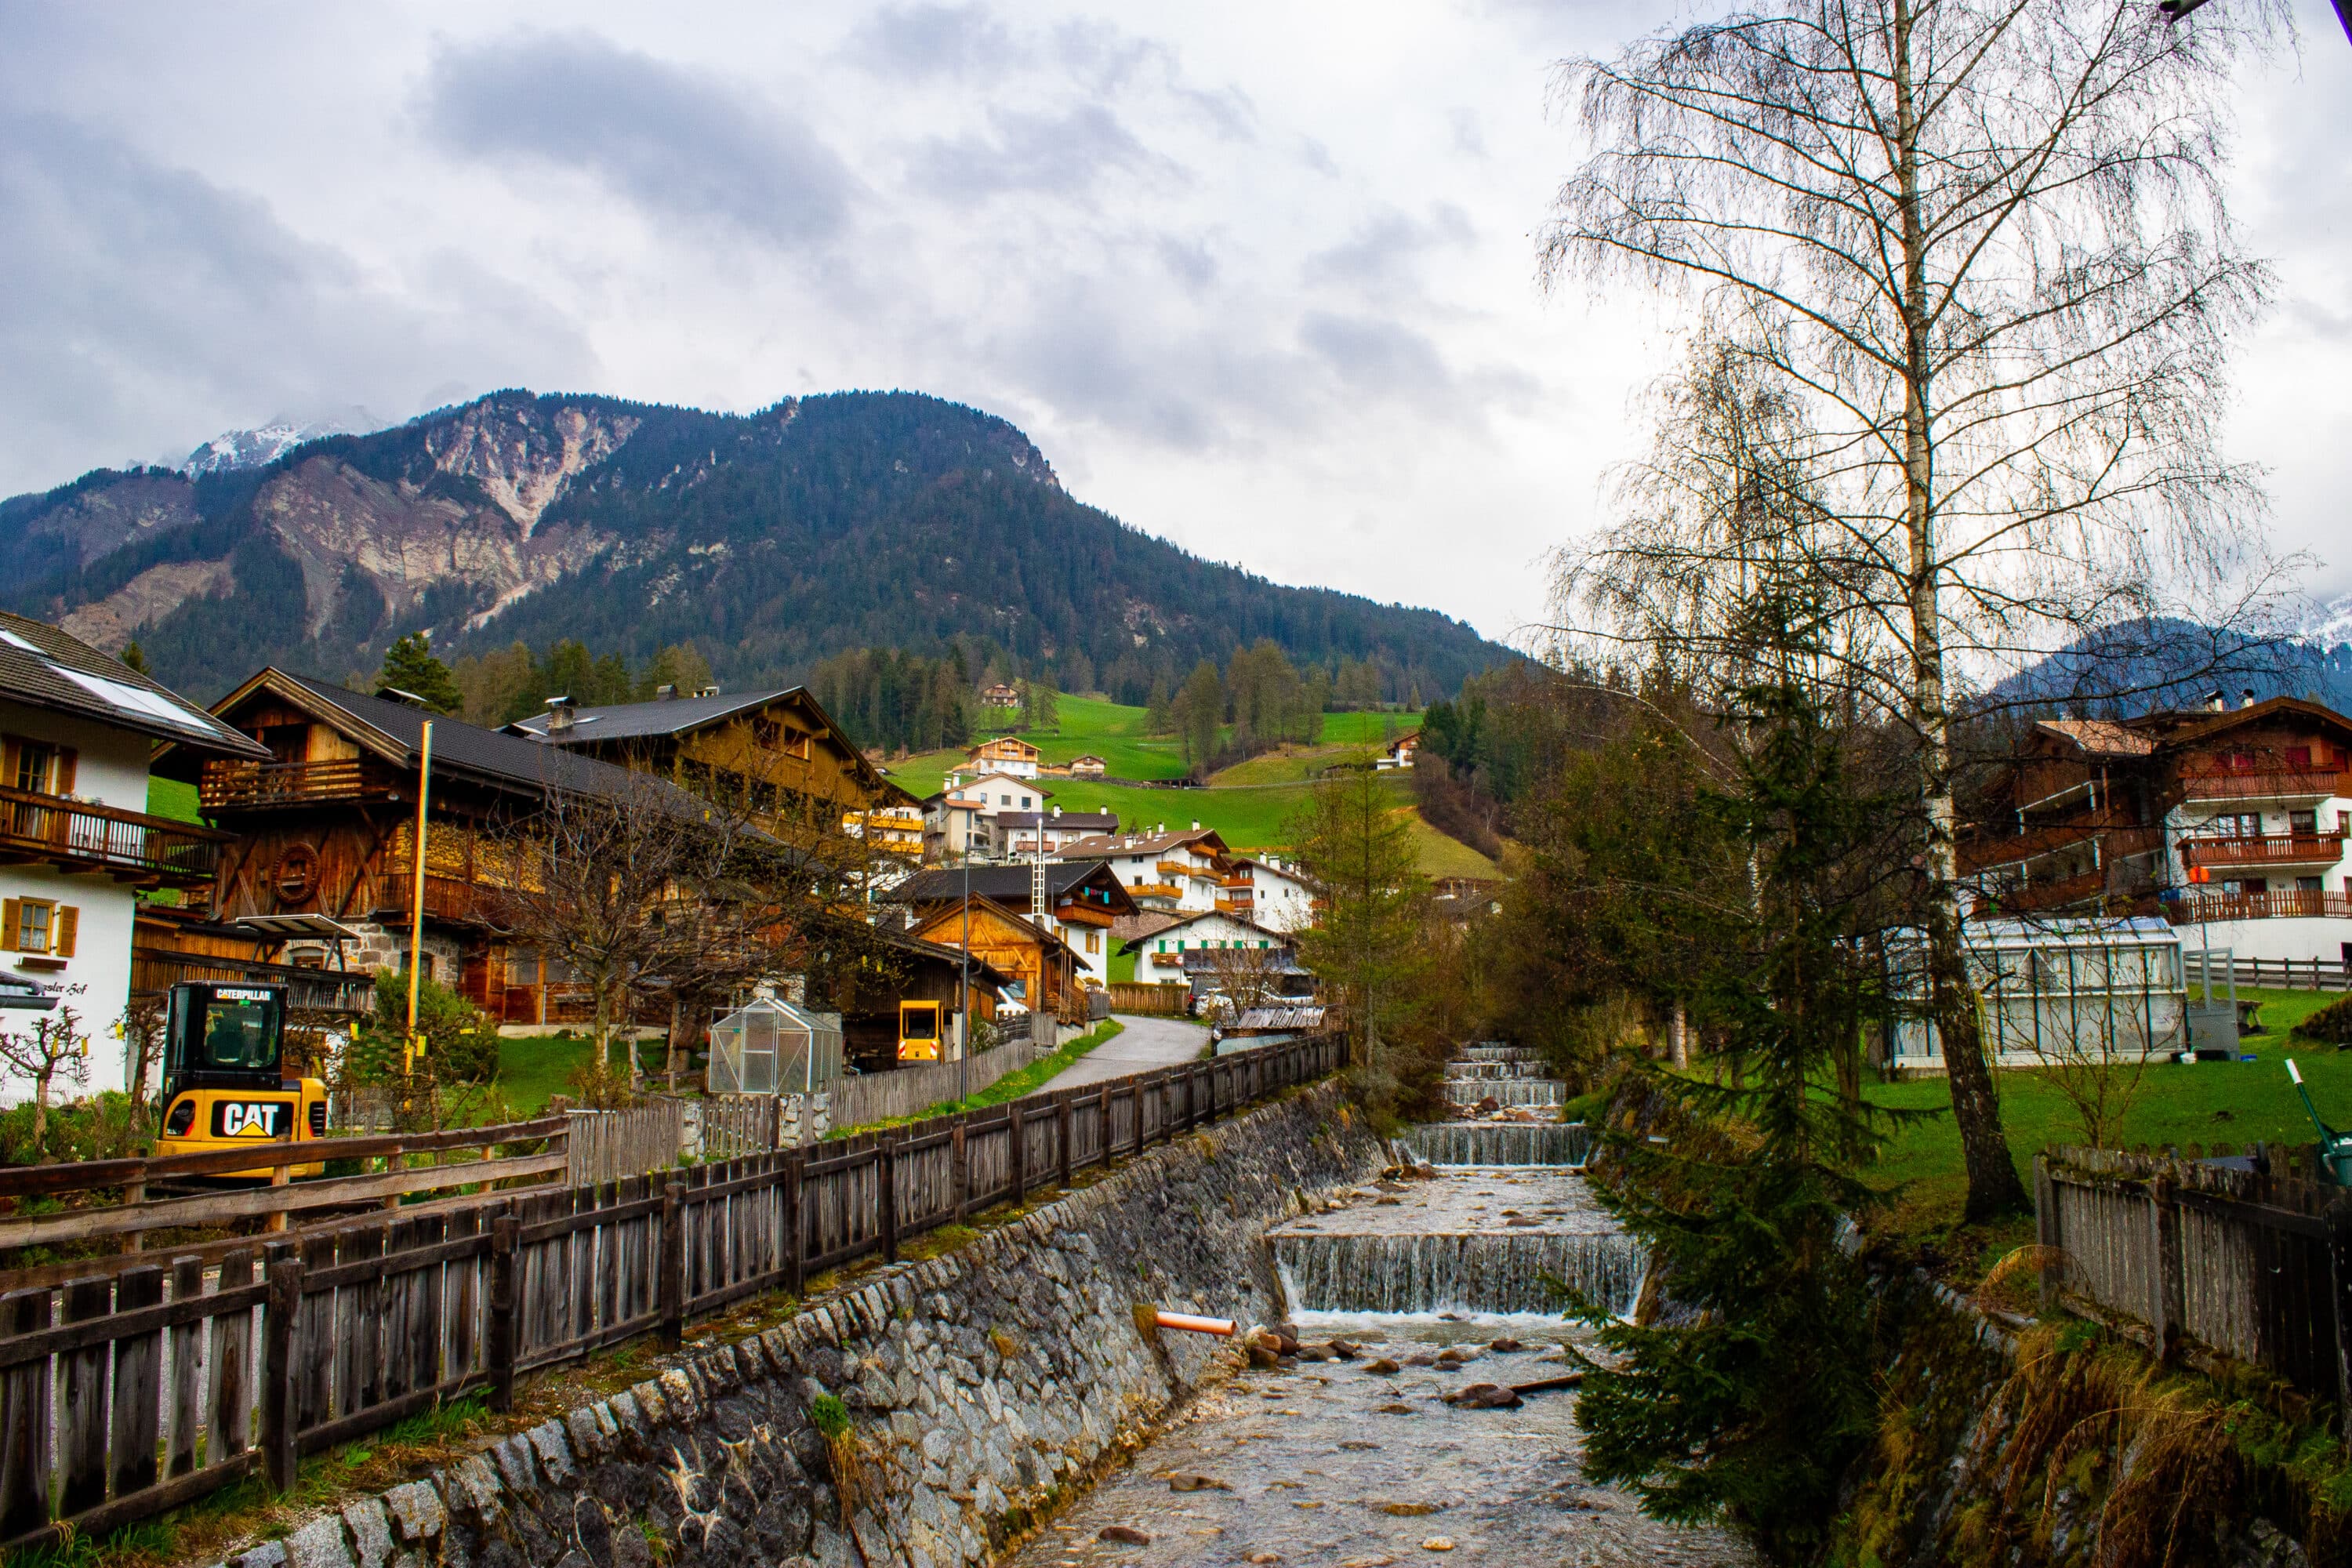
xmin=2180 ymin=833 xmax=2348 ymax=871
xmin=200 ymin=757 xmax=377 ymax=811
xmin=372 ymin=873 xmax=488 ymax=925
xmin=1960 ymin=825 xmax=2163 ymax=877
xmin=0 ymin=786 xmax=230 ymax=888
xmin=132 ymin=946 xmax=376 ymax=1013
xmin=1129 ymin=882 xmax=1182 ymax=901
xmin=2176 ymin=767 xmax=2352 ymax=804
xmin=2167 ymin=891 xmax=2352 ymax=924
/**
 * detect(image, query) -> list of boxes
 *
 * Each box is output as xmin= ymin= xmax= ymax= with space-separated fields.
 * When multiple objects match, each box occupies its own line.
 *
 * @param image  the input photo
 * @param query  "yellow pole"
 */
xmin=405 ymin=720 xmax=434 ymax=1075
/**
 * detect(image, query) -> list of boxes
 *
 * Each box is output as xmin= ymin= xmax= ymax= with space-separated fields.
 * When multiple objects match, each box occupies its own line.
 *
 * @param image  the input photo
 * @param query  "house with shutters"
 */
xmin=1053 ymin=825 xmax=1232 ymax=913
xmin=964 ymin=736 xmax=1042 ymax=779
xmin=1120 ymin=907 xmax=1300 ymax=988
xmin=0 ymin=612 xmax=271 ymax=1095
xmin=885 ymin=860 xmax=1138 ymax=991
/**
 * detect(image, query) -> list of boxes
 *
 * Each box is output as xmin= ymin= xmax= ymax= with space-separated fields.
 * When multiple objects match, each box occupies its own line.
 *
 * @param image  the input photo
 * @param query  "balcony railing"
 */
xmin=200 ymin=757 xmax=376 ymax=810
xmin=1129 ymin=882 xmax=1183 ymax=900
xmin=1960 ymin=825 xmax=2165 ymax=877
xmin=372 ymin=873 xmax=488 ymax=924
xmin=2166 ymin=890 xmax=2352 ymax=924
xmin=0 ymin=786 xmax=230 ymax=887
xmin=131 ymin=947 xmax=376 ymax=1013
xmin=2176 ymin=767 xmax=2352 ymax=804
xmin=2180 ymin=833 xmax=2349 ymax=870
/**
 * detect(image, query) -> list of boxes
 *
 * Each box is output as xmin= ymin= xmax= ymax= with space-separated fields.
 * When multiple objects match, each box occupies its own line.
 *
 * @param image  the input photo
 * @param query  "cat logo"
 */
xmin=212 ymin=1100 xmax=292 ymax=1139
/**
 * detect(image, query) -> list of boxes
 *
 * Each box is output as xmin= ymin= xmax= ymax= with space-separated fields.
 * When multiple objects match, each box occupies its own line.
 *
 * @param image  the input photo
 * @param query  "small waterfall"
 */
xmin=1446 ymin=1079 xmax=1567 ymax=1109
xmin=1443 ymin=1060 xmax=1535 ymax=1082
xmin=1403 ymin=1122 xmax=1592 ymax=1167
xmin=1274 ymin=1230 xmax=1645 ymax=1317
xmin=1460 ymin=1044 xmax=1544 ymax=1063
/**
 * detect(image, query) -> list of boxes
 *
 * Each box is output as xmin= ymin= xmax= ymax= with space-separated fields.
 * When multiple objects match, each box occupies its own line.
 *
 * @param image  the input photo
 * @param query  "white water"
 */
xmin=1403 ymin=1121 xmax=1592 ymax=1166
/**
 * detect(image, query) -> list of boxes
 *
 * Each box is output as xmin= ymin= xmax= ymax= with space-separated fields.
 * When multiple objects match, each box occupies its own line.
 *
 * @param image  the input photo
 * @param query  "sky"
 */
xmin=0 ymin=0 xmax=2344 ymax=648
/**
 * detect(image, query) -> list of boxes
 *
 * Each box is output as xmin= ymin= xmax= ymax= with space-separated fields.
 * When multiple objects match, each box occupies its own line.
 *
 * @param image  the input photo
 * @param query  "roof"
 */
xmin=878 ymin=930 xmax=1015 ymax=994
xmin=996 ymin=811 xmax=1120 ymax=831
xmin=1119 ymin=906 xmax=1291 ymax=953
xmin=506 ymin=685 xmax=904 ymax=801
xmin=1068 ymin=754 xmax=1107 ymax=764
xmin=1112 ymin=911 xmax=1184 ymax=945
xmin=2035 ymin=718 xmax=2156 ymax=757
xmin=1230 ymin=1005 xmax=1327 ymax=1033
xmin=2157 ymin=694 xmax=2352 ymax=750
xmin=1056 ymin=826 xmax=1228 ymax=859
xmin=906 ymin=894 xmax=1080 ymax=961
xmin=887 ymin=860 xmax=1138 ymax=914
xmin=0 ymin=612 xmax=268 ymax=758
xmin=970 ymin=736 xmax=1040 ymax=754
xmin=172 ymin=669 xmax=688 ymax=808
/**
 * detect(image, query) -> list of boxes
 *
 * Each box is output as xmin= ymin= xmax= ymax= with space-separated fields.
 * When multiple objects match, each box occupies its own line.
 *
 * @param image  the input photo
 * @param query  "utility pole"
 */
xmin=405 ymin=720 xmax=434 ymax=1078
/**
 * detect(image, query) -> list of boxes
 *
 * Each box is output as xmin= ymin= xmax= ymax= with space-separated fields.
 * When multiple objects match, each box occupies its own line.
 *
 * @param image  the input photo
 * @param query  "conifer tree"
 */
xmin=377 ymin=632 xmax=463 ymax=713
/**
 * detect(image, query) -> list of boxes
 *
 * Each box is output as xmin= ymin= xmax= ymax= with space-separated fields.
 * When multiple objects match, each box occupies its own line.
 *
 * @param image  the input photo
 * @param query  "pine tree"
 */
xmin=119 ymin=641 xmax=150 ymax=676
xmin=377 ymin=633 xmax=463 ymax=713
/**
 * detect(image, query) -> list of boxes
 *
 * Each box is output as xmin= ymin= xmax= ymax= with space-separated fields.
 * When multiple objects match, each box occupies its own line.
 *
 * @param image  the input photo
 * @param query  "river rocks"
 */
xmin=1168 ymin=1473 xmax=1232 ymax=1492
xmin=1098 ymin=1525 xmax=1151 ymax=1544
xmin=1364 ymin=1358 xmax=1401 ymax=1375
xmin=1421 ymin=1536 xmax=1457 ymax=1552
xmin=1446 ymin=1384 xmax=1524 ymax=1410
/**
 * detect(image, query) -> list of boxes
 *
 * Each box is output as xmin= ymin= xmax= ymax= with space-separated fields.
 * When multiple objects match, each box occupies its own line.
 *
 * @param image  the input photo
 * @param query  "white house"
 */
xmin=997 ymin=806 xmax=1120 ymax=858
xmin=924 ymin=770 xmax=1056 ymax=862
xmin=1056 ymin=824 xmax=1232 ymax=914
xmin=1227 ymin=854 xmax=1319 ymax=935
xmin=1123 ymin=907 xmax=1293 ymax=986
xmin=964 ymin=736 xmax=1042 ymax=779
xmin=0 ymin=613 xmax=270 ymax=1099
xmin=1373 ymin=732 xmax=1421 ymax=771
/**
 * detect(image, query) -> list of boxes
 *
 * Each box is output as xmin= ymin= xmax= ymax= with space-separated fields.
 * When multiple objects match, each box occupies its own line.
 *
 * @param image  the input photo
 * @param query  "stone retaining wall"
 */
xmin=210 ymin=1083 xmax=1383 ymax=1568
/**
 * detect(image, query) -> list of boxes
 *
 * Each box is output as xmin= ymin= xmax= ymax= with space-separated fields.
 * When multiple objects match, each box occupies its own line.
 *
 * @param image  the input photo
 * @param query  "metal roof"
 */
xmin=1055 ymin=826 xmax=1226 ymax=858
xmin=505 ymin=688 xmax=793 ymax=742
xmin=887 ymin=860 xmax=1137 ymax=911
xmin=995 ymin=810 xmax=1119 ymax=830
xmin=0 ymin=612 xmax=268 ymax=757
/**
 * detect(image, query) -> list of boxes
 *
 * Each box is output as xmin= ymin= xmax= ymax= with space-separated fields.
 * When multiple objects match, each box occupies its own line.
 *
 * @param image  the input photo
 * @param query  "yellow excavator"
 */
xmin=154 ymin=982 xmax=331 ymax=1178
xmin=898 ymin=999 xmax=944 ymax=1062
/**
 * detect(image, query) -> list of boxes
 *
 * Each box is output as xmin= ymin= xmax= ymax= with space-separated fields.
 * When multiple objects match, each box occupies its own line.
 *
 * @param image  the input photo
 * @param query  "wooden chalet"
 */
xmin=887 ymin=860 xmax=1138 ymax=1008
xmin=153 ymin=670 xmax=685 ymax=1029
xmin=901 ymin=898 xmax=1087 ymax=1026
xmin=506 ymin=687 xmax=915 ymax=822
xmin=828 ymin=931 xmax=1015 ymax=1072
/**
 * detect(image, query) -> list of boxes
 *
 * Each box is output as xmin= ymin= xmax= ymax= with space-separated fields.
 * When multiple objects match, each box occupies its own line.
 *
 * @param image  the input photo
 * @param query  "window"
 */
xmin=1086 ymin=930 xmax=1100 ymax=954
xmin=2212 ymin=812 xmax=2262 ymax=839
xmin=2297 ymin=876 xmax=2324 ymax=893
xmin=12 ymin=742 xmax=56 ymax=793
xmin=2289 ymin=809 xmax=2319 ymax=837
xmin=1000 ymin=794 xmax=1011 ymax=805
xmin=2287 ymin=747 xmax=2313 ymax=769
xmin=1 ymin=736 xmax=75 ymax=795
xmin=1 ymin=898 xmax=74 ymax=956
xmin=506 ymin=952 xmax=542 ymax=986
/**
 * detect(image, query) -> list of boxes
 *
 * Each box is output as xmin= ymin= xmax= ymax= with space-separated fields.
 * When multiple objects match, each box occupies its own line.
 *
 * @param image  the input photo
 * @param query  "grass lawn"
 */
xmin=495 ymin=1033 xmax=673 ymax=1114
xmin=149 ymin=775 xmax=203 ymax=822
xmin=1861 ymin=987 xmax=2347 ymax=1277
xmin=833 ymin=1019 xmax=1129 ymax=1133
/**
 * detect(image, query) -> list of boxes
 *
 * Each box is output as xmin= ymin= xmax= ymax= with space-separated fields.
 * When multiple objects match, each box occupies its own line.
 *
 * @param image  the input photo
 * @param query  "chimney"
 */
xmin=546 ymin=695 xmax=576 ymax=733
xmin=2205 ymin=688 xmax=2227 ymax=713
xmin=2241 ymin=688 xmax=2259 ymax=710
xmin=1051 ymin=804 xmax=1061 ymax=818
xmin=1191 ymin=820 xmax=1201 ymax=832
xmin=655 ymin=684 xmax=677 ymax=701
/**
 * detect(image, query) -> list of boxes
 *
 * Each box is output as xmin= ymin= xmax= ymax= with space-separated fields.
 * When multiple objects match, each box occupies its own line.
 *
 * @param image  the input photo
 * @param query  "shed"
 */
xmin=706 ymin=995 xmax=844 ymax=1095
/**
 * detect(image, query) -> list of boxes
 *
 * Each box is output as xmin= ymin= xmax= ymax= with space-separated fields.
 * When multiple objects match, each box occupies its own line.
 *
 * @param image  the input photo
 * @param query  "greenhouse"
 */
xmin=1880 ymin=916 xmax=2190 ymax=1073
xmin=706 ymin=994 xmax=845 ymax=1095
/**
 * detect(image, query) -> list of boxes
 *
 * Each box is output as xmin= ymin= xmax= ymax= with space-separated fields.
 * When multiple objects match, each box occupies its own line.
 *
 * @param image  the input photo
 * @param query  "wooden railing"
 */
xmin=0 ymin=786 xmax=228 ymax=887
xmin=131 ymin=948 xmax=376 ymax=1014
xmin=2175 ymin=767 xmax=2352 ymax=804
xmin=1108 ymin=982 xmax=1193 ymax=1016
xmin=2036 ymin=1146 xmax=2350 ymax=1403
xmin=2166 ymin=890 xmax=2352 ymax=924
xmin=0 ymin=1034 xmax=1343 ymax=1549
xmin=2180 ymin=833 xmax=2348 ymax=869
xmin=567 ymin=1100 xmax=684 ymax=1185
xmin=198 ymin=758 xmax=374 ymax=811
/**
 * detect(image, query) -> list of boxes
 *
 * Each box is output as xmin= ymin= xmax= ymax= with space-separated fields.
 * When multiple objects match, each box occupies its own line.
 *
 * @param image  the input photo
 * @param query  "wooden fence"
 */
xmin=566 ymin=1101 xmax=686 ymax=1186
xmin=0 ymin=1033 xmax=1343 ymax=1549
xmin=1108 ymin=983 xmax=1192 ymax=1017
xmin=2036 ymin=1145 xmax=2352 ymax=1407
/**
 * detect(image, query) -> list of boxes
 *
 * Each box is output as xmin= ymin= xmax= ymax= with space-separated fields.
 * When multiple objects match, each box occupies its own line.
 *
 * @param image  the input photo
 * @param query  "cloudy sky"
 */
xmin=1 ymin=1 xmax=2343 ymax=644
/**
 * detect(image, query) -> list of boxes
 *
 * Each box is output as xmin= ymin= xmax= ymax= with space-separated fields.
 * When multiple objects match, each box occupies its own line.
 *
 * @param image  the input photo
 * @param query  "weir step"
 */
xmin=1400 ymin=1122 xmax=1593 ymax=1168
xmin=1444 ymin=1060 xmax=1548 ymax=1081
xmin=1459 ymin=1044 xmax=1544 ymax=1063
xmin=1446 ymin=1080 xmax=1568 ymax=1108
xmin=1272 ymin=1229 xmax=1642 ymax=1316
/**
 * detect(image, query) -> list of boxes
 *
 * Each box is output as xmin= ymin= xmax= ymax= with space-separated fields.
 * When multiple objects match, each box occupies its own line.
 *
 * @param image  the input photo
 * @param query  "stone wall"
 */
xmin=211 ymin=1083 xmax=1383 ymax=1568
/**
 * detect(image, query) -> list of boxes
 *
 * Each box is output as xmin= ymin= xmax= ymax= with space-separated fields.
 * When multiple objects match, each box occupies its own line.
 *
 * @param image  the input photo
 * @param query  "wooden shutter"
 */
xmin=53 ymin=906 xmax=75 ymax=958
xmin=0 ymin=898 xmax=16 ymax=950
xmin=0 ymin=736 xmax=16 ymax=791
xmin=53 ymin=748 xmax=74 ymax=794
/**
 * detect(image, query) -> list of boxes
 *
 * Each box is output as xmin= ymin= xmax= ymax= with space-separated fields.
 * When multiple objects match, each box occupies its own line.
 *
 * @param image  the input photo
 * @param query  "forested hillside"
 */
xmin=0 ymin=390 xmax=1511 ymax=702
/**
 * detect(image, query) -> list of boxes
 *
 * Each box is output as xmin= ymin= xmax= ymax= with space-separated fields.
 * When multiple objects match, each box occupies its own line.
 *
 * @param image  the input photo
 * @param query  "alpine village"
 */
xmin=2 ymin=6 xmax=2350 ymax=1566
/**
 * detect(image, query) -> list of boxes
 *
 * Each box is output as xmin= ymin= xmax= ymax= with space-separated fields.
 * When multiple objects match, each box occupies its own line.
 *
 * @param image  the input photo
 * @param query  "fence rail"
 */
xmin=0 ymin=1033 xmax=1344 ymax=1549
xmin=2035 ymin=1145 xmax=2352 ymax=1409
xmin=1107 ymin=983 xmax=1192 ymax=1017
xmin=566 ymin=1101 xmax=685 ymax=1186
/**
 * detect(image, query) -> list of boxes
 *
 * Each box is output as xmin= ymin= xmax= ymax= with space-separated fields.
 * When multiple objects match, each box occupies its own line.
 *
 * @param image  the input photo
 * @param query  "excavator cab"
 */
xmin=898 ymin=1000 xmax=944 ymax=1062
xmin=155 ymin=982 xmax=329 ymax=1177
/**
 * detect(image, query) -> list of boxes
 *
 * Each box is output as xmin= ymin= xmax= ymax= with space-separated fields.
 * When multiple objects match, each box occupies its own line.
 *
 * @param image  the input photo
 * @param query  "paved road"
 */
xmin=1036 ymin=1013 xmax=1210 ymax=1091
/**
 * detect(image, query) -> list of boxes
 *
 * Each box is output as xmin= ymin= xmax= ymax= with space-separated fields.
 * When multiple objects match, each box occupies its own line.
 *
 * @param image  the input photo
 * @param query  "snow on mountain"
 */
xmin=2302 ymin=592 xmax=2352 ymax=652
xmin=180 ymin=409 xmax=380 ymax=477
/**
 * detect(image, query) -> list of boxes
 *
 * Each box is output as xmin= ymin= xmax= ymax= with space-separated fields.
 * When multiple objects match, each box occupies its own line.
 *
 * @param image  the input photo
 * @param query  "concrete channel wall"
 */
xmin=208 ymin=1083 xmax=1386 ymax=1568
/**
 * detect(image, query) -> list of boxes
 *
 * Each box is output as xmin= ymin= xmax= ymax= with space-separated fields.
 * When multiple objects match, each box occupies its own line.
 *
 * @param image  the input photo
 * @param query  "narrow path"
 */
xmin=1036 ymin=1014 xmax=1210 ymax=1090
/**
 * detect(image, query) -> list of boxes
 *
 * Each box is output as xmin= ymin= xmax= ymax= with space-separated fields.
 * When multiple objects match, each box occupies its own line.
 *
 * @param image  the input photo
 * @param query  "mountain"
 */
xmin=0 ymin=390 xmax=1512 ymax=703
xmin=1990 ymin=612 xmax=2352 ymax=714
xmin=180 ymin=411 xmax=379 ymax=477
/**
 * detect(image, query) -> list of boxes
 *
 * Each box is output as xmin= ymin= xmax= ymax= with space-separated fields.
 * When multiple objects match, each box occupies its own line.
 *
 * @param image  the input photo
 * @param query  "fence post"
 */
xmin=951 ymin=1117 xmax=967 ymax=1223
xmin=1100 ymin=1081 xmax=1114 ymax=1166
xmin=878 ymin=1134 xmax=899 ymax=1265
xmin=784 ymin=1149 xmax=806 ymax=1298
xmin=657 ymin=1180 xmax=685 ymax=1349
xmin=1057 ymin=1093 xmax=1073 ymax=1189
xmin=1010 ymin=1100 xmax=1026 ymax=1200
xmin=2033 ymin=1156 xmax=2063 ymax=1308
xmin=2326 ymin=1197 xmax=2352 ymax=1452
xmin=2150 ymin=1173 xmax=2183 ymax=1360
xmin=260 ymin=1248 xmax=299 ymax=1494
xmin=487 ymin=1210 xmax=517 ymax=1411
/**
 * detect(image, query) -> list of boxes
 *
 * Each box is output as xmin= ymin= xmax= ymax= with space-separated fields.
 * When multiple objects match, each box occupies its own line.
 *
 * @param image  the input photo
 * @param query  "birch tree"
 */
xmin=1541 ymin=0 xmax=2286 ymax=1216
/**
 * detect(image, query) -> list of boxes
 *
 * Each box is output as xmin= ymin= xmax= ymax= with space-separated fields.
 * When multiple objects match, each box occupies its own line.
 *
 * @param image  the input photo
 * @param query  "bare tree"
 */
xmin=1541 ymin=0 xmax=2292 ymax=1217
xmin=0 ymin=1007 xmax=89 ymax=1158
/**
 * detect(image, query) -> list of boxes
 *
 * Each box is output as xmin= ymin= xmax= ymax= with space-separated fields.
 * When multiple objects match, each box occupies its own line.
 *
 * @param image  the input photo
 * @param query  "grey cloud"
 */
xmin=1299 ymin=311 xmax=1456 ymax=397
xmin=844 ymin=4 xmax=1017 ymax=78
xmin=418 ymin=30 xmax=856 ymax=246
xmin=0 ymin=113 xmax=594 ymax=497
xmin=1156 ymin=235 xmax=1220 ymax=292
xmin=1306 ymin=205 xmax=1479 ymax=287
xmin=911 ymin=103 xmax=1176 ymax=201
